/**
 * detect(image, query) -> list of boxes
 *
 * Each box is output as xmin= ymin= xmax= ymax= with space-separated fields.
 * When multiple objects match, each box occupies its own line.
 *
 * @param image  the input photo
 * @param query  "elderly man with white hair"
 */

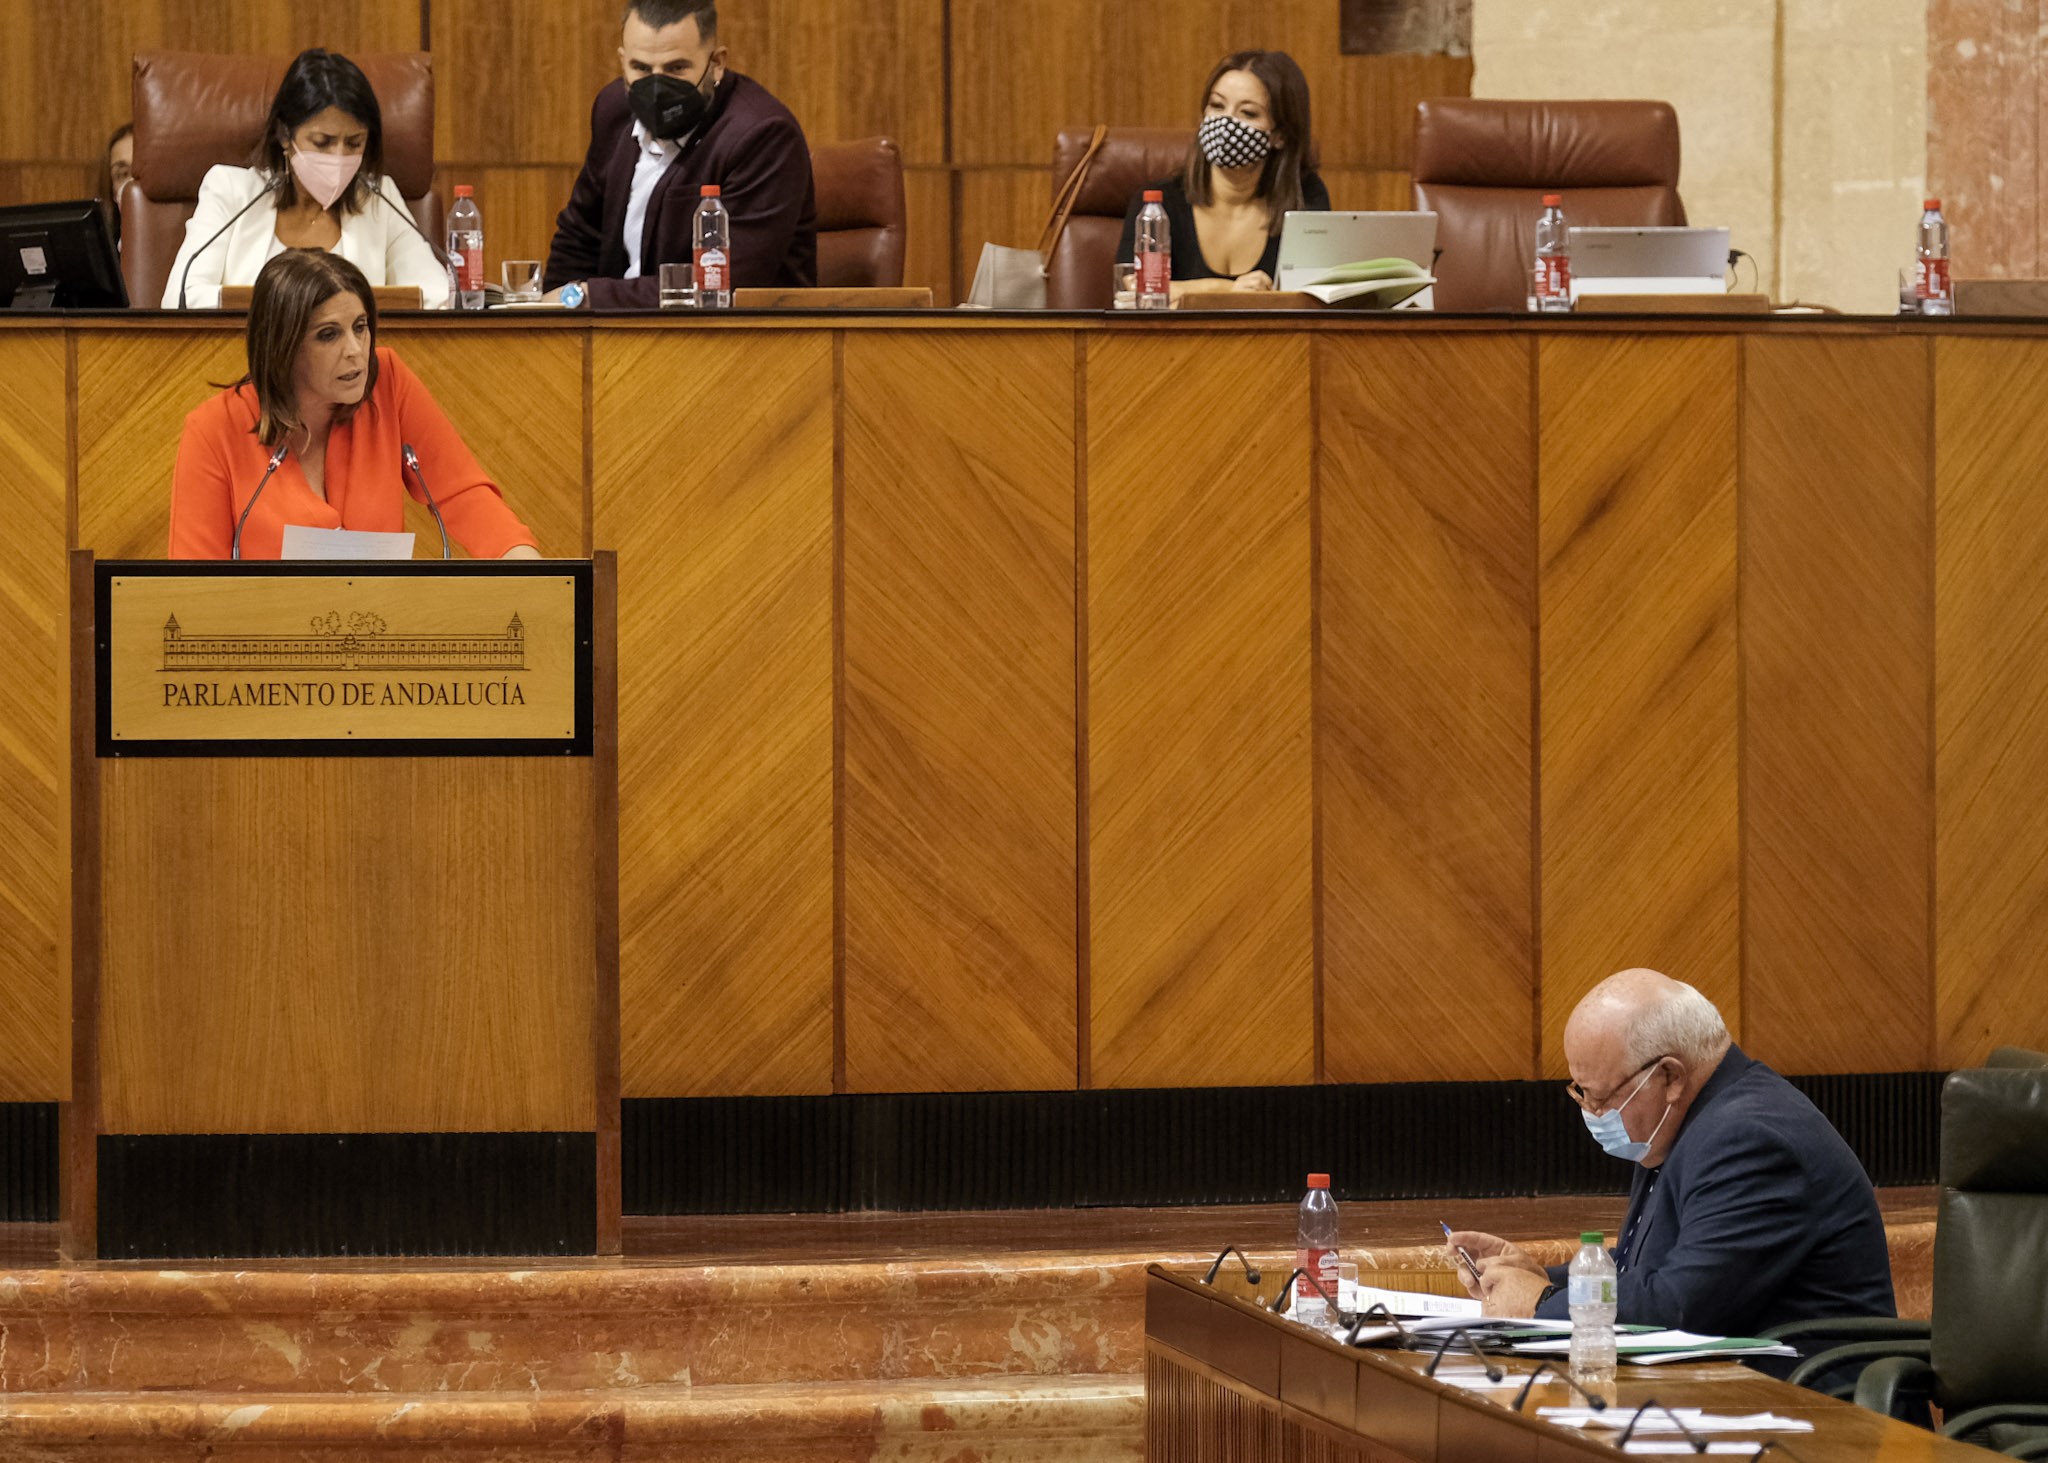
xmin=1449 ymin=968 xmax=1896 ymax=1336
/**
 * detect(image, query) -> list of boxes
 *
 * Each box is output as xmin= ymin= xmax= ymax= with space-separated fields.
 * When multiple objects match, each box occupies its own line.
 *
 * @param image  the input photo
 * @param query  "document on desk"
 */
xmin=1516 ymin=1330 xmax=1798 ymax=1363
xmin=1541 ymin=1407 xmax=1815 ymax=1433
xmin=279 ymin=526 xmax=416 ymax=560
xmin=1348 ymin=1284 xmax=1482 ymax=1322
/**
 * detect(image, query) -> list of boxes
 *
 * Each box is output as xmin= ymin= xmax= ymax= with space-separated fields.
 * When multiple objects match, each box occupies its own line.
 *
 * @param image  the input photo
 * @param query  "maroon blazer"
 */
xmin=545 ymin=72 xmax=817 ymax=307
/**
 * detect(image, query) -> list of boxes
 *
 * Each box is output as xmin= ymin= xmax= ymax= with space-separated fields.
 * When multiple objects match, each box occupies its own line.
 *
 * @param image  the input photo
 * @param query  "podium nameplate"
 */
xmin=96 ymin=562 xmax=593 ymax=756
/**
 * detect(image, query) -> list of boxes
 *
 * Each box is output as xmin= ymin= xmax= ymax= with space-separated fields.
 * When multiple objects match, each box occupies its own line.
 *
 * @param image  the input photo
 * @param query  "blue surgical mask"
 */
xmin=1581 ymin=1064 xmax=1672 ymax=1162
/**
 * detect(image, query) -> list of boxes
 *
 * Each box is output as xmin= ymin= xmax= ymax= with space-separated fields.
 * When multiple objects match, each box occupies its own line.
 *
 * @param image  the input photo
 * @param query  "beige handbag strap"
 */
xmin=1035 ymin=124 xmax=1110 ymax=263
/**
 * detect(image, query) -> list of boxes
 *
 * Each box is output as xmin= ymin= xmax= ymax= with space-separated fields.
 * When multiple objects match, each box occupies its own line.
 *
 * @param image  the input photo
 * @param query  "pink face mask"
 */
xmin=290 ymin=149 xmax=362 ymax=209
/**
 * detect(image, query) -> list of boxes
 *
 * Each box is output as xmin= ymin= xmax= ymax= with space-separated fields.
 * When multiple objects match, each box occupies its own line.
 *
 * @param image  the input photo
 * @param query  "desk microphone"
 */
xmin=1509 ymin=1360 xmax=1609 ymax=1413
xmin=401 ymin=443 xmax=453 ymax=559
xmin=1265 ymin=1268 xmax=1338 ymax=1316
xmin=370 ymin=182 xmax=449 ymax=266
xmin=1201 ymin=1246 xmax=1261 ymax=1287
xmin=1423 ymin=1327 xmax=1504 ymax=1383
xmin=231 ymin=440 xmax=292 ymax=561
xmin=176 ymin=174 xmax=284 ymax=310
xmin=1615 ymin=1399 xmax=1707 ymax=1453
xmin=1344 ymin=1303 xmax=1413 ymax=1347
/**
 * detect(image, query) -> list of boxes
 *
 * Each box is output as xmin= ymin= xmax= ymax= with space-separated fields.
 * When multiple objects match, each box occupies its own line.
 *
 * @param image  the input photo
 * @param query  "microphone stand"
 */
xmin=1614 ymin=1399 xmax=1709 ymax=1453
xmin=1200 ymin=1246 xmax=1261 ymax=1287
xmin=401 ymin=443 xmax=453 ymax=559
xmin=177 ymin=175 xmax=283 ymax=310
xmin=1510 ymin=1359 xmax=1610 ymax=1413
xmin=1343 ymin=1302 xmax=1413 ymax=1347
xmin=371 ymin=180 xmax=448 ymax=266
xmin=1422 ymin=1327 xmax=1504 ymax=1384
xmin=1264 ymin=1267 xmax=1338 ymax=1317
xmin=231 ymin=440 xmax=292 ymax=560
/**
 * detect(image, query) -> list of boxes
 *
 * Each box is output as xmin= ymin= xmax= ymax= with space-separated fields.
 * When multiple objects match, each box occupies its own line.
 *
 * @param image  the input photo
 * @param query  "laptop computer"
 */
xmin=1568 ymin=226 xmax=1730 ymax=298
xmin=1276 ymin=211 xmax=1438 ymax=290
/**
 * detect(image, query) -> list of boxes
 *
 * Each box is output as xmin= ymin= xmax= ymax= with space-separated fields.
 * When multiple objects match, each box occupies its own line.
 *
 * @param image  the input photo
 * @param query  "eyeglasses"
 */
xmin=1566 ymin=1056 xmax=1668 ymax=1115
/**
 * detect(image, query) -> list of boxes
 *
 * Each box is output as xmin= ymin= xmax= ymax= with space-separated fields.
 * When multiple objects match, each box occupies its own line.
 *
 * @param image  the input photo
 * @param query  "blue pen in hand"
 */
xmin=1439 ymin=1220 xmax=1487 ymax=1290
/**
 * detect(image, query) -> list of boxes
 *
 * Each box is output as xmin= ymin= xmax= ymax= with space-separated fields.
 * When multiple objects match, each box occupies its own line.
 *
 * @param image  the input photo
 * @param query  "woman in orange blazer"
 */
xmin=170 ymin=250 xmax=541 ymax=560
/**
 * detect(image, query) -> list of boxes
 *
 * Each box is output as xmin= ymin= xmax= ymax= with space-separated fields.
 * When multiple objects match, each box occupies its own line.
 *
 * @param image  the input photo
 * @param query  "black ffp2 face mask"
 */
xmin=628 ymin=72 xmax=716 ymax=141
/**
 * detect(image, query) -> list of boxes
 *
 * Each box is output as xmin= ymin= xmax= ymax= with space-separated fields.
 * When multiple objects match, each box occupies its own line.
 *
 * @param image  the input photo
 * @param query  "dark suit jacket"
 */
xmin=544 ymin=72 xmax=817 ymax=308
xmin=1535 ymin=1046 xmax=1895 ymax=1335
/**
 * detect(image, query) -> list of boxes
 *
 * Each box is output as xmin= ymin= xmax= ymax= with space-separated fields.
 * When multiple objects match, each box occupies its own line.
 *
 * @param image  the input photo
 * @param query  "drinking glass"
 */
xmin=659 ymin=262 xmax=696 ymax=310
xmin=1111 ymin=261 xmax=1138 ymax=310
xmin=500 ymin=259 xmax=543 ymax=303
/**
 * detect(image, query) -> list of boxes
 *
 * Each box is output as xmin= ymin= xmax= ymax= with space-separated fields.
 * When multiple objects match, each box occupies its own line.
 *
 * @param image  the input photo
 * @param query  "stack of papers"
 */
xmin=1540 ymin=1406 xmax=1814 ymax=1433
xmin=1515 ymin=1331 xmax=1799 ymax=1364
xmin=1296 ymin=257 xmax=1434 ymax=307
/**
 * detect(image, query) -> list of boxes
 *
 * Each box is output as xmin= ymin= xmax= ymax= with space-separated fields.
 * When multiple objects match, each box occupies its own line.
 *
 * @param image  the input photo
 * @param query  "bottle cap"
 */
xmin=1581 ymin=1231 xmax=1604 ymax=1245
xmin=454 ymin=185 xmax=473 ymax=198
xmin=1924 ymin=198 xmax=1941 ymax=211
xmin=1143 ymin=190 xmax=1164 ymax=202
xmin=1307 ymin=1173 xmax=1330 ymax=1189
xmin=702 ymin=184 xmax=722 ymax=198
xmin=1542 ymin=193 xmax=1562 ymax=206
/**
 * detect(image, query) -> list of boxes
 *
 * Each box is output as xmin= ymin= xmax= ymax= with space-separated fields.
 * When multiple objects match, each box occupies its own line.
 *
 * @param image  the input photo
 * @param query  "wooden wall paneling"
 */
xmin=721 ymin=0 xmax=948 ymax=166
xmin=432 ymin=0 xmax=620 ymax=168
xmin=594 ymin=329 xmax=835 ymax=1098
xmin=1319 ymin=169 xmax=1417 ymax=212
xmin=903 ymin=166 xmax=956 ymax=304
xmin=840 ymin=331 xmax=1078 ymax=1093
xmin=0 ymin=165 xmax=93 ymax=207
xmin=1934 ymin=336 xmax=2048 ymax=1063
xmin=98 ymin=757 xmax=596 ymax=1134
xmin=1537 ymin=334 xmax=1739 ymax=1075
xmin=1086 ymin=331 xmax=1314 ymax=1089
xmin=0 ymin=331 xmax=69 ymax=1103
xmin=384 ymin=326 xmax=587 ymax=557
xmin=1319 ymin=333 xmax=1535 ymax=1084
xmin=75 ymin=329 xmax=243 ymax=559
xmin=1742 ymin=335 xmax=1932 ymax=1074
xmin=954 ymin=169 xmax=1051 ymax=301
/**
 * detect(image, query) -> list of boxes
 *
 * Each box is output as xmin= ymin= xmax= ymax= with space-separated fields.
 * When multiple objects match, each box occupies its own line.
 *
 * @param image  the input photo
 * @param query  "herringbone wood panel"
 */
xmin=1320 ymin=334 xmax=1536 ymax=1084
xmin=1538 ymin=335 xmax=1740 ymax=1075
xmin=1934 ymin=337 xmax=2048 ymax=1063
xmin=386 ymin=329 xmax=586 ymax=558
xmin=1086 ymin=332 xmax=1314 ymax=1089
xmin=594 ymin=331 xmax=835 ymax=1098
xmin=76 ymin=330 xmax=242 ymax=558
xmin=1744 ymin=336 xmax=1933 ymax=1073
xmin=842 ymin=332 xmax=1079 ymax=1093
xmin=0 ymin=334 xmax=67 ymax=1102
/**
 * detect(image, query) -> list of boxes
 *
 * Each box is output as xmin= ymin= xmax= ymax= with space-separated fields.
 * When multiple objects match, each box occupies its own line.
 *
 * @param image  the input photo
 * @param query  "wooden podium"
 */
xmin=63 ymin=554 xmax=619 ymax=1260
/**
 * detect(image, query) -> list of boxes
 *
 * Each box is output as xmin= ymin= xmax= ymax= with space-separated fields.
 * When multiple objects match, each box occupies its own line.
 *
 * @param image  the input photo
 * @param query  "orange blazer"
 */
xmin=169 ymin=348 xmax=539 ymax=560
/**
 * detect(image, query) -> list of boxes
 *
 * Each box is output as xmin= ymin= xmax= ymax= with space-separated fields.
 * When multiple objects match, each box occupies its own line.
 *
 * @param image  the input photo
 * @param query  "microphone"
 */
xmin=1615 ymin=1399 xmax=1708 ymax=1453
xmin=370 ymin=181 xmax=449 ymax=266
xmin=1343 ymin=1302 xmax=1413 ymax=1347
xmin=1201 ymin=1246 xmax=1261 ymax=1288
xmin=1423 ymin=1327 xmax=1504 ymax=1383
xmin=177 ymin=174 xmax=284 ymax=309
xmin=1264 ymin=1267 xmax=1338 ymax=1316
xmin=231 ymin=440 xmax=292 ymax=561
xmin=1509 ymin=1360 xmax=1610 ymax=1413
xmin=401 ymin=443 xmax=453 ymax=559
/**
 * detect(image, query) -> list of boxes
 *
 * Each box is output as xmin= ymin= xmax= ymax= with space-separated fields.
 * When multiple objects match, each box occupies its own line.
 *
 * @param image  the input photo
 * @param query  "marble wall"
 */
xmin=1473 ymin=0 xmax=1927 ymax=315
xmin=1929 ymin=0 xmax=2045 ymax=277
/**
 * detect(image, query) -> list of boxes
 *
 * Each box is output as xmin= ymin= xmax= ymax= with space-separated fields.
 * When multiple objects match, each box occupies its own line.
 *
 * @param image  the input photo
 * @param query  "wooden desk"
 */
xmin=1145 ymin=1265 xmax=1997 ymax=1461
xmin=0 ymin=312 xmax=2045 ymax=1109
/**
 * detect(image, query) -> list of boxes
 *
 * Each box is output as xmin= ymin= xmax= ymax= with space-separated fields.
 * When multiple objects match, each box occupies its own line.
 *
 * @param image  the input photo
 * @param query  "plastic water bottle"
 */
xmin=1135 ymin=190 xmax=1171 ymax=311
xmin=1916 ymin=198 xmax=1952 ymax=316
xmin=1295 ymin=1173 xmax=1339 ymax=1325
xmin=693 ymin=185 xmax=732 ymax=309
xmin=1535 ymin=193 xmax=1572 ymax=312
xmin=447 ymin=186 xmax=484 ymax=311
xmin=1568 ymin=1230 xmax=1618 ymax=1404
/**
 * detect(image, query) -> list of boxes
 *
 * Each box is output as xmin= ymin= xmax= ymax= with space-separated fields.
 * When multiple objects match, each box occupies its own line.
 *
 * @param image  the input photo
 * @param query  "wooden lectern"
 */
xmin=64 ymin=554 xmax=619 ymax=1260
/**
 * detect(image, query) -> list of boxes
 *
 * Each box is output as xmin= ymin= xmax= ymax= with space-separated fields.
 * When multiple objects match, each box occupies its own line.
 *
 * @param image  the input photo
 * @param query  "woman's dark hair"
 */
xmin=241 ymin=250 xmax=380 ymax=448
xmin=250 ymin=49 xmax=385 ymax=215
xmin=1180 ymin=50 xmax=1318 ymax=234
xmin=98 ymin=122 xmax=133 ymax=245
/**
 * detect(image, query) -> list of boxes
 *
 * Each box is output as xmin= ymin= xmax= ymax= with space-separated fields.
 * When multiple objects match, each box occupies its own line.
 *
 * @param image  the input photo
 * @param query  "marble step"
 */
xmin=0 ymin=1375 xmax=1146 ymax=1462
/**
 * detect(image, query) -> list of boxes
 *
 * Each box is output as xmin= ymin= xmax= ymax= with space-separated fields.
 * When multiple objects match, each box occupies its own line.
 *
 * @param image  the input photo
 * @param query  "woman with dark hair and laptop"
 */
xmin=162 ymin=48 xmax=448 ymax=309
xmin=1114 ymin=50 xmax=1331 ymax=301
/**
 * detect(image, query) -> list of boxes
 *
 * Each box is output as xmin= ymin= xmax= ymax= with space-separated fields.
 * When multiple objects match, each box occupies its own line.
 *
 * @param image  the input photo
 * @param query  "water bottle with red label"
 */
xmin=1135 ymin=190 xmax=1171 ymax=311
xmin=1534 ymin=193 xmax=1572 ymax=312
xmin=1915 ymin=199 xmax=1952 ymax=316
xmin=1296 ymin=1173 xmax=1339 ymax=1323
xmin=694 ymin=185 xmax=732 ymax=309
xmin=447 ymin=185 xmax=484 ymax=311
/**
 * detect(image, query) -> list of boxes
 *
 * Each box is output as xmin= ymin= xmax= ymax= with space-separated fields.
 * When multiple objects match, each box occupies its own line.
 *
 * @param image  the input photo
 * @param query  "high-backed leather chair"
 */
xmin=811 ymin=137 xmax=906 ymax=289
xmin=1781 ymin=1067 xmax=2048 ymax=1454
xmin=122 ymin=51 xmax=441 ymax=309
xmin=1046 ymin=128 xmax=1191 ymax=310
xmin=1410 ymin=99 xmax=1686 ymax=312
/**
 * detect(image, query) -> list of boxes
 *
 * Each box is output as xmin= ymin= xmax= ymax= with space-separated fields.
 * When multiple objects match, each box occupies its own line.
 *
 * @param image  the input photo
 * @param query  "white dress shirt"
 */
xmin=162 ymin=165 xmax=451 ymax=309
xmin=622 ymin=121 xmax=682 ymax=279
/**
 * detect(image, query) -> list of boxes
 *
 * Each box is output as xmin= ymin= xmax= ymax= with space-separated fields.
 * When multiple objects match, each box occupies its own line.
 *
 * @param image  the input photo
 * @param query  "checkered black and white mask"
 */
xmin=1198 ymin=113 xmax=1274 ymax=171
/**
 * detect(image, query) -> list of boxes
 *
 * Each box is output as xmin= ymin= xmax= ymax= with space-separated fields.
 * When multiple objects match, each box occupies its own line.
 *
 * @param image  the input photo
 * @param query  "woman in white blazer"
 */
xmin=163 ymin=49 xmax=449 ymax=310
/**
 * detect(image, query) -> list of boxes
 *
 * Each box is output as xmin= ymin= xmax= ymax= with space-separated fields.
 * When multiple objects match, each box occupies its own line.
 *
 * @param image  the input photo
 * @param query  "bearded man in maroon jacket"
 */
xmin=545 ymin=0 xmax=817 ymax=307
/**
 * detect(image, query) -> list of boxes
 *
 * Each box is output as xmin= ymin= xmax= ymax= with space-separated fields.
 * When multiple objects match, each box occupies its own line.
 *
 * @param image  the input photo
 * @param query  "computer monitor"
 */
xmin=0 ymin=198 xmax=128 ymax=309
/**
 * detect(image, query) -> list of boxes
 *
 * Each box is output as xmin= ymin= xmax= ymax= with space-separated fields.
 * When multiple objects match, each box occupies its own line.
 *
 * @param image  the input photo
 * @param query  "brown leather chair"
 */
xmin=810 ymin=137 xmax=907 ymax=289
xmin=122 ymin=51 xmax=441 ymax=309
xmin=1411 ymin=99 xmax=1686 ymax=312
xmin=1047 ymin=128 xmax=1191 ymax=310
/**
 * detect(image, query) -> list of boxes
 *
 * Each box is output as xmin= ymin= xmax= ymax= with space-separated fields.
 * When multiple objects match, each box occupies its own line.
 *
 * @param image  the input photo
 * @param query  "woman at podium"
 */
xmin=170 ymin=251 xmax=541 ymax=560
